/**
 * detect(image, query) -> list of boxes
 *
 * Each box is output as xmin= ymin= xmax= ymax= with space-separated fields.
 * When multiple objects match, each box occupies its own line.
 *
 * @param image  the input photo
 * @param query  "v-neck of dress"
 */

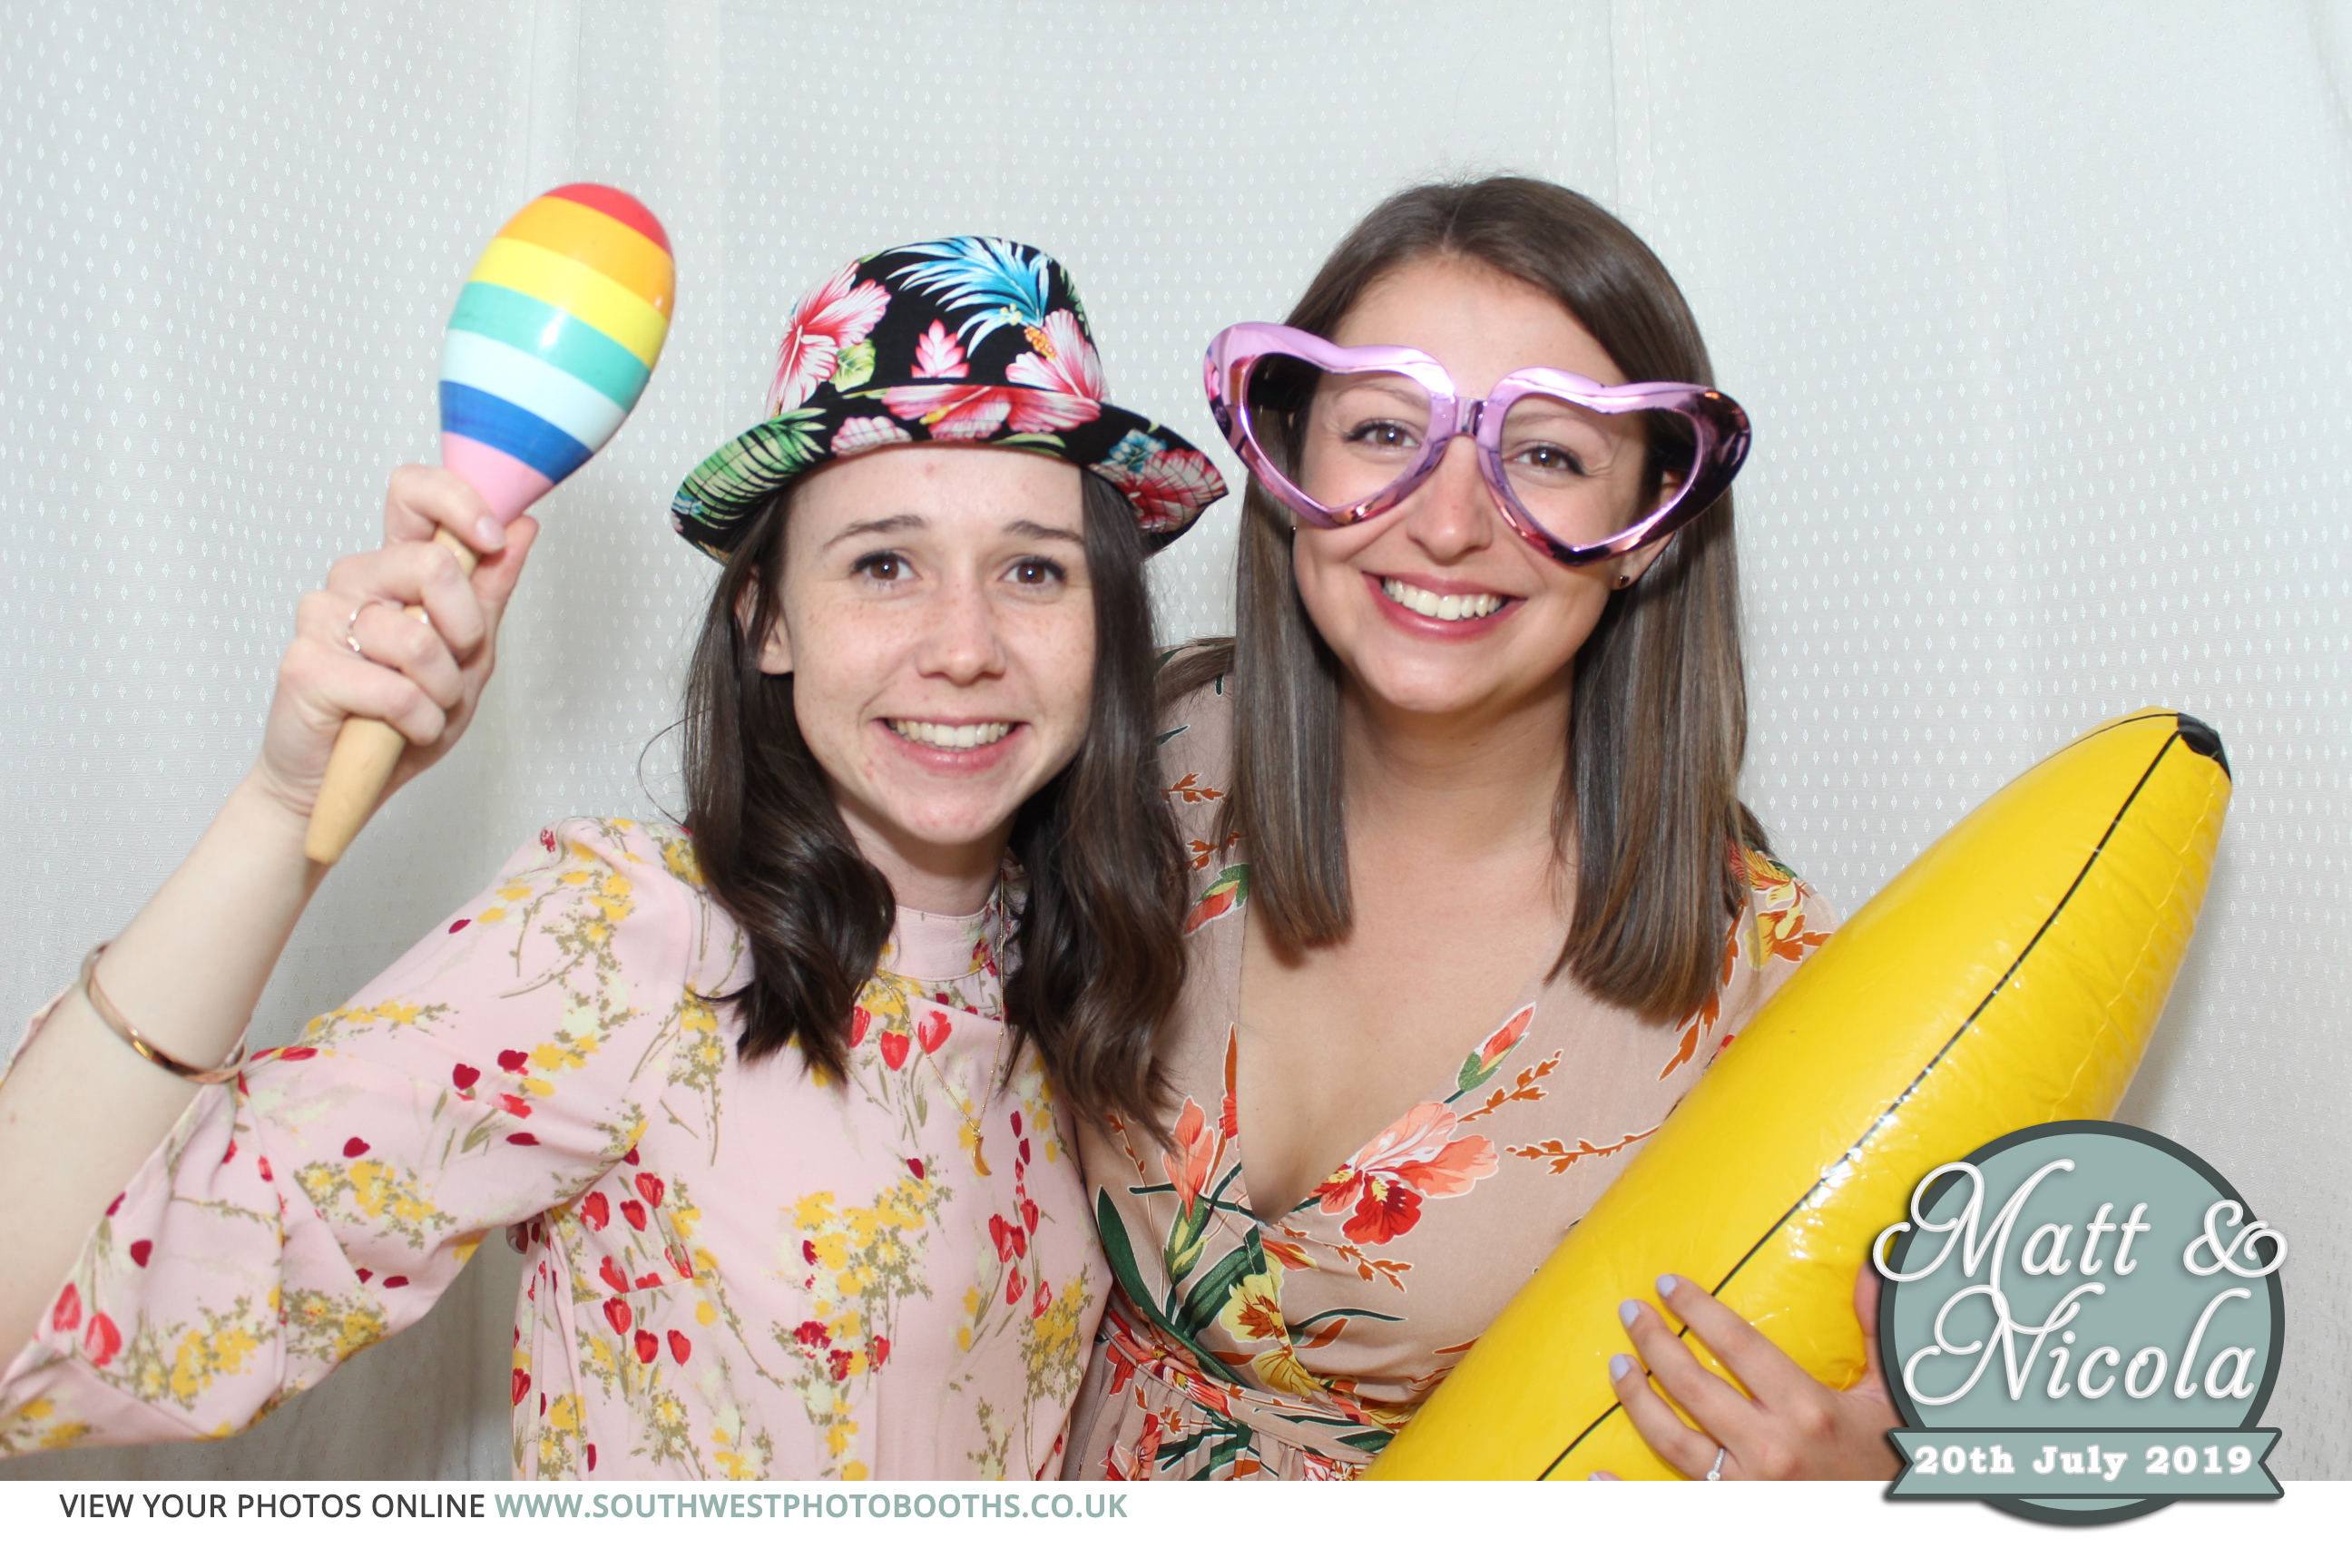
xmin=1222 ymin=887 xmax=1545 ymax=1227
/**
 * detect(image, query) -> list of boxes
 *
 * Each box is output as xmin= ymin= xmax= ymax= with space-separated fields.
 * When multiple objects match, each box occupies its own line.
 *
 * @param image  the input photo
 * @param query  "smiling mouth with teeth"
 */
xmin=1379 ymin=577 xmax=1508 ymax=622
xmin=886 ymin=719 xmax=1015 ymax=751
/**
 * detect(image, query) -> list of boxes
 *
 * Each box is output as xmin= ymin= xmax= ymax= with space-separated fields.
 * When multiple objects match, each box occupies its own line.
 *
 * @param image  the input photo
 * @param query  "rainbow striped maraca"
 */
xmin=305 ymin=184 xmax=674 ymax=864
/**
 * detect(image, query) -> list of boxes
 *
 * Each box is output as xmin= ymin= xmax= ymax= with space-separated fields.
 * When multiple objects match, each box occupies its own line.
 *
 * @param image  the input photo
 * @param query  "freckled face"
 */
xmin=1289 ymin=257 xmax=1668 ymax=724
xmin=759 ymin=446 xmax=1093 ymax=879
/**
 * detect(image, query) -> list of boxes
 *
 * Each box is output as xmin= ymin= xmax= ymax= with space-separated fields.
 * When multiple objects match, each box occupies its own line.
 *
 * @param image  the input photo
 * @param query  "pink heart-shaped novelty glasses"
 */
xmin=1204 ymin=322 xmax=1750 ymax=565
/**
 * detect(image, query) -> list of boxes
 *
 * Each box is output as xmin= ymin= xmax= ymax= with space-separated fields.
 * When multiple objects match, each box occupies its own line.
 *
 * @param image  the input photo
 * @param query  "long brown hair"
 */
xmin=1173 ymin=176 xmax=1764 ymax=1023
xmin=683 ymin=469 xmax=1185 ymax=1126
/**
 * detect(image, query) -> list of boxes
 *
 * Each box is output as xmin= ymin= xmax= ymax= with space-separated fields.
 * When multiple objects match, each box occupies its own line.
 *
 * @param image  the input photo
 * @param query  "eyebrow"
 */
xmin=823 ymin=514 xmax=1083 ymax=549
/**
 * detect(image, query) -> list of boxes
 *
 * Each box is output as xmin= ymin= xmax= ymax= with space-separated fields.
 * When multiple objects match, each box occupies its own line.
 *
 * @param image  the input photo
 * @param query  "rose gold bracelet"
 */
xmin=78 ymin=942 xmax=252 ymax=1085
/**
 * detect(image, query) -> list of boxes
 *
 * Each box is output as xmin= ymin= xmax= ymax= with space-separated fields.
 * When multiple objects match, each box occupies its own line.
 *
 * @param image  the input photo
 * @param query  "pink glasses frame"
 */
xmin=1203 ymin=322 xmax=1752 ymax=564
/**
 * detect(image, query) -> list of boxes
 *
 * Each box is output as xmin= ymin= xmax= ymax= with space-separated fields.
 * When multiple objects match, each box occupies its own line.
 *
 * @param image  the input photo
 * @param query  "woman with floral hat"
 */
xmin=0 ymin=237 xmax=1224 ymax=1480
xmin=1062 ymin=179 xmax=1899 ymax=1482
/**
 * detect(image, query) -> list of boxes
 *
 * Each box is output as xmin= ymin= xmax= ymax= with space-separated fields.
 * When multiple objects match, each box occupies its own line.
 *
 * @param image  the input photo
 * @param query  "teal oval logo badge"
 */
xmin=1877 ymin=1121 xmax=2284 ymax=1524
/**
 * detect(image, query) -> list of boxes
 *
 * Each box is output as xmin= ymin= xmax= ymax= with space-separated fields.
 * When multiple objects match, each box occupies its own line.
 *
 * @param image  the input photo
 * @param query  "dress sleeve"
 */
xmin=0 ymin=818 xmax=720 ymax=1455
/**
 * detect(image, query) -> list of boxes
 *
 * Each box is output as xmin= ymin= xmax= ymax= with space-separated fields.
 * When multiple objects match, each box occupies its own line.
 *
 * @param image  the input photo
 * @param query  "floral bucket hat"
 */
xmin=671 ymin=236 xmax=1228 ymax=561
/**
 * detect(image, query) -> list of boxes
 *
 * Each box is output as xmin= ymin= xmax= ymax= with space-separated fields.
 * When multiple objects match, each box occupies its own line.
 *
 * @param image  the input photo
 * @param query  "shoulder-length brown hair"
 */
xmin=1173 ymin=176 xmax=1766 ymax=1024
xmin=683 ymin=469 xmax=1185 ymax=1127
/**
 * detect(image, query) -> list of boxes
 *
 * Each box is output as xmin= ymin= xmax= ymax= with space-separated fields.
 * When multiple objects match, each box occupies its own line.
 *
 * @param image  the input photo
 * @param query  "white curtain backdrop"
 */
xmin=4 ymin=0 xmax=2345 ymax=1479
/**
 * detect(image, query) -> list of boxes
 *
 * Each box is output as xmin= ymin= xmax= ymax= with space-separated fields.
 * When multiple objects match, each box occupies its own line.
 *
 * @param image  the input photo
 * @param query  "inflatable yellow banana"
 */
xmin=1367 ymin=708 xmax=2232 ymax=1480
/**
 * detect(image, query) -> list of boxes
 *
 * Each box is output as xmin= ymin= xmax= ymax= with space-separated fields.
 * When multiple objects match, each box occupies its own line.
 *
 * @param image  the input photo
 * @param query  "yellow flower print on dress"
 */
xmin=779 ymin=1168 xmax=946 ymax=1477
xmin=1 ymin=818 xmax=1102 ymax=1481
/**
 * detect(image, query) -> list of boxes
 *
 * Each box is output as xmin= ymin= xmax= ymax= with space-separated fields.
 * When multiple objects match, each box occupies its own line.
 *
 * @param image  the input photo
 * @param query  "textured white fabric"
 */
xmin=2 ymin=0 xmax=2343 ymax=1479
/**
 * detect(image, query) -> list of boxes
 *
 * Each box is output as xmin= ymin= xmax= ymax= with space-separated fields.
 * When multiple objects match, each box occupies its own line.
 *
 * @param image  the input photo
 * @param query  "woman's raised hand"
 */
xmin=252 ymin=466 xmax=539 ymax=824
xmin=1600 ymin=1262 xmax=1901 ymax=1480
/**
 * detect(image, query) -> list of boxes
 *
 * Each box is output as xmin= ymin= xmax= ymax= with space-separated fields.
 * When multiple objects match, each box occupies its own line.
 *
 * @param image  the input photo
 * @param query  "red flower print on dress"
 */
xmin=1311 ymin=1101 xmax=1498 ymax=1246
xmin=634 ymin=1173 xmax=665 ymax=1208
xmin=497 ymin=1049 xmax=530 ymax=1073
xmin=1162 ymin=1096 xmax=1225 ymax=1219
xmin=603 ymin=1298 xmax=632 ymax=1335
xmin=668 ymin=1330 xmax=691 ymax=1365
xmin=342 ymin=1138 xmax=369 ymax=1158
xmin=768 ymin=260 xmax=890 ymax=413
xmin=511 ymin=1368 xmax=530 ymax=1406
xmin=579 ymin=1191 xmax=609 ymax=1230
xmin=916 ymin=1013 xmax=951 ymax=1055
xmin=129 ymin=1240 xmax=152 ymax=1269
xmin=988 ymin=1213 xmax=1028 ymax=1261
xmin=84 ymin=1312 xmax=122 ymax=1367
xmin=911 ymin=318 xmax=968 ymax=379
xmin=600 ymin=1256 xmax=629 ymax=1294
xmin=451 ymin=1063 xmax=479 ymax=1092
xmin=878 ymin=1031 xmax=912 ymax=1071
xmin=1184 ymin=865 xmax=1249 ymax=934
xmin=633 ymin=1329 xmax=659 ymax=1364
xmin=621 ymin=1200 xmax=648 ymax=1231
xmin=51 ymin=1282 xmax=80 ymax=1334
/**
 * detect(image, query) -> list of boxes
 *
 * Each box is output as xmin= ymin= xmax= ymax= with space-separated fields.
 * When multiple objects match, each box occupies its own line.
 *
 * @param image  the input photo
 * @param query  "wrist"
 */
xmin=233 ymin=765 xmax=336 ymax=862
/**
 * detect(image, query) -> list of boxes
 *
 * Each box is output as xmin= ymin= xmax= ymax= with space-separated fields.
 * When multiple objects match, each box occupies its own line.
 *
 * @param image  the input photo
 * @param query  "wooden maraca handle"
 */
xmin=302 ymin=527 xmax=481 ymax=865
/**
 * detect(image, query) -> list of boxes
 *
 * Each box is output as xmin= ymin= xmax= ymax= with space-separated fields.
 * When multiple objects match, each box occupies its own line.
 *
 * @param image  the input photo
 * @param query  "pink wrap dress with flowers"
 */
xmin=0 ymin=819 xmax=1101 ymax=1480
xmin=1062 ymin=680 xmax=1838 ymax=1480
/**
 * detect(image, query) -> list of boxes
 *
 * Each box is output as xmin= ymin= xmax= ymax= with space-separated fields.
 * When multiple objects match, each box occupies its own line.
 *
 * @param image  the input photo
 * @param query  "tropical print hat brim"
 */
xmin=672 ymin=237 xmax=1227 ymax=561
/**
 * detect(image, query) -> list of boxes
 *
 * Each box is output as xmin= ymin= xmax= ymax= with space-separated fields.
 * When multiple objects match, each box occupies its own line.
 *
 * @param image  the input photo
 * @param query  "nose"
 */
xmin=916 ymin=572 xmax=1009 ymax=686
xmin=1398 ymin=424 xmax=1500 ymax=563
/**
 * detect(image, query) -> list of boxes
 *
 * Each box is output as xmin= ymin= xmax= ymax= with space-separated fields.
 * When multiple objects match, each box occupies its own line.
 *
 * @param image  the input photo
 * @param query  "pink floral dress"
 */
xmin=1062 ymin=682 xmax=1836 ymax=1480
xmin=0 ymin=818 xmax=1101 ymax=1480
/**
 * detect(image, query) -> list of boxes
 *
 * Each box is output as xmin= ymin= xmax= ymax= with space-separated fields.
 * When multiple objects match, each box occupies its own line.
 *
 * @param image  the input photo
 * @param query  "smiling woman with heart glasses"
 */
xmin=1203 ymin=318 xmax=1749 ymax=563
xmin=1063 ymin=177 xmax=1901 ymax=1484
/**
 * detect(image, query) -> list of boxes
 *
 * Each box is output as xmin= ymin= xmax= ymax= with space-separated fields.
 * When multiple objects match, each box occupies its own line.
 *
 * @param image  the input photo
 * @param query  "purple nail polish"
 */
xmin=1618 ymin=1299 xmax=1639 ymax=1328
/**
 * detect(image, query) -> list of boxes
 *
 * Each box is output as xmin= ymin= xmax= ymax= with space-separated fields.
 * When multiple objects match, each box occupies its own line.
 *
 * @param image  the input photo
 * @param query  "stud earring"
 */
xmin=1613 ymin=573 xmax=1632 ymax=590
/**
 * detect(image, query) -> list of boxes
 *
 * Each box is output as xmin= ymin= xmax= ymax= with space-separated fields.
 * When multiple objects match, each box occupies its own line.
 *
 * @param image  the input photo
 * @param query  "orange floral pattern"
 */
xmin=1067 ymin=675 xmax=1836 ymax=1480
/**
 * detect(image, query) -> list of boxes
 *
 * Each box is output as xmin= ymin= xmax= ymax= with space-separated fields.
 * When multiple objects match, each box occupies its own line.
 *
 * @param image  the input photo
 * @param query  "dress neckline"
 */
xmin=1220 ymin=871 xmax=1549 ymax=1225
xmin=883 ymin=893 xmax=1002 ymax=986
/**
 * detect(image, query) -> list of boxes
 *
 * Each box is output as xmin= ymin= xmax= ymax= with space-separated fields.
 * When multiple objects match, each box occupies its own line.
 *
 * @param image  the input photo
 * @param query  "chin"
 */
xmin=878 ymin=796 xmax=1024 ymax=849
